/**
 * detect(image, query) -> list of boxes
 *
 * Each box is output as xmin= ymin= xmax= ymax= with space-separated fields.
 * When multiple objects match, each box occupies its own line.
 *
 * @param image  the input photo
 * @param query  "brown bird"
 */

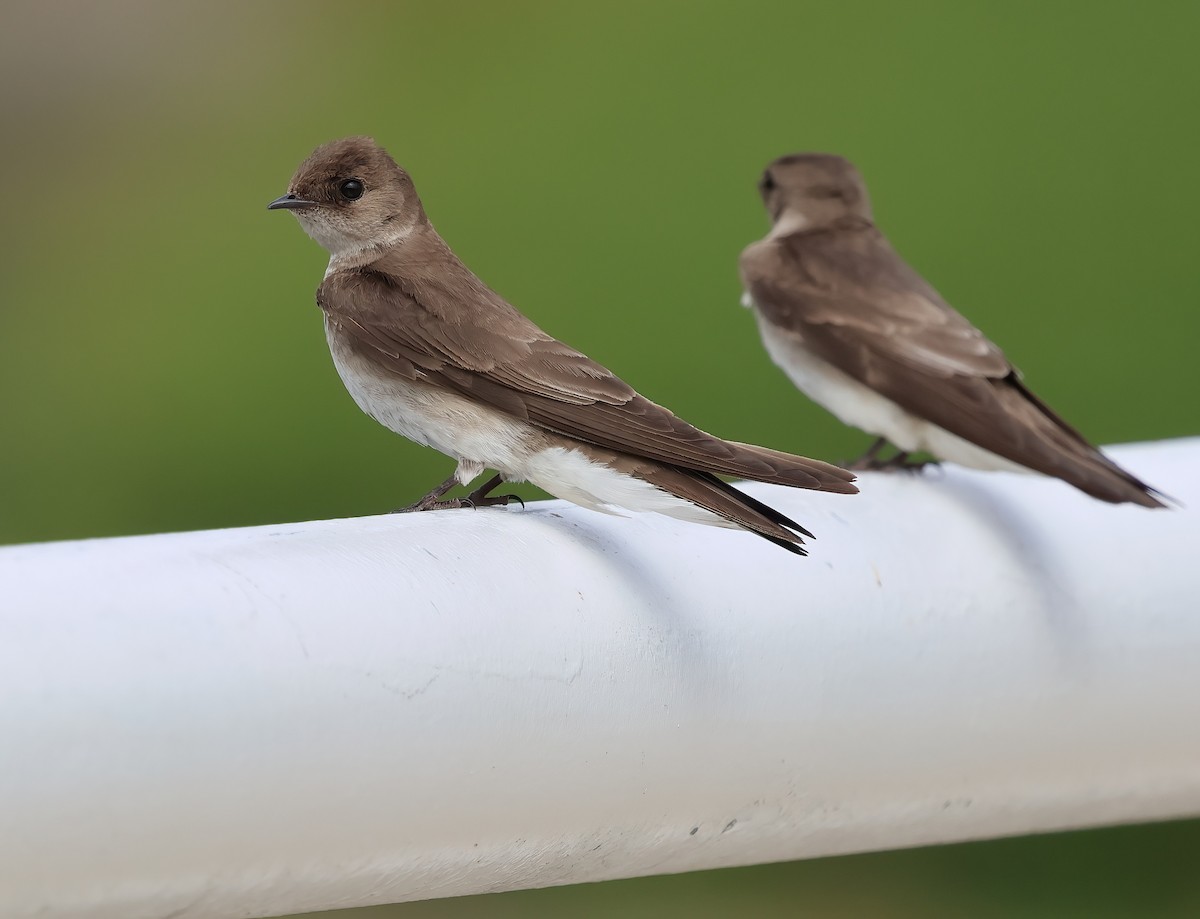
xmin=739 ymin=153 xmax=1164 ymax=508
xmin=268 ymin=137 xmax=857 ymax=554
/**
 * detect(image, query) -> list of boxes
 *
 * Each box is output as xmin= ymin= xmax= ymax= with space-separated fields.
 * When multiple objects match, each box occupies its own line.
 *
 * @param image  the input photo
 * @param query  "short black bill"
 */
xmin=267 ymin=193 xmax=318 ymax=210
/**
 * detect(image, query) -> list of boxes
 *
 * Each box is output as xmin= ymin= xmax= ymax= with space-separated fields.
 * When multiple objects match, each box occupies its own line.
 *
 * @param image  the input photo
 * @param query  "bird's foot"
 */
xmin=389 ymin=472 xmax=464 ymax=514
xmin=389 ymin=472 xmax=523 ymax=514
xmin=465 ymin=491 xmax=525 ymax=509
xmin=846 ymin=442 xmax=940 ymax=473
xmin=846 ymin=436 xmax=890 ymax=470
xmin=464 ymin=473 xmax=524 ymax=509
xmin=880 ymin=451 xmax=940 ymax=473
xmin=391 ymin=496 xmax=473 ymax=513
xmin=847 ymin=455 xmax=890 ymax=471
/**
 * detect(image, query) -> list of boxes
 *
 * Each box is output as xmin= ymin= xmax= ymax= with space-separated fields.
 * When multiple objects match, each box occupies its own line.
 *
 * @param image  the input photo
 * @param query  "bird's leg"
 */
xmin=848 ymin=438 xmax=940 ymax=472
xmin=390 ymin=472 xmax=524 ymax=514
xmin=847 ymin=437 xmax=890 ymax=470
xmin=391 ymin=473 xmax=466 ymax=513
xmin=883 ymin=451 xmax=941 ymax=473
xmin=465 ymin=473 xmax=525 ymax=509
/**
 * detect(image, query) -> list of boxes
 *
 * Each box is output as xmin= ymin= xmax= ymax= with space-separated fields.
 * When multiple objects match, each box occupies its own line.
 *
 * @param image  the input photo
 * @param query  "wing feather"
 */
xmin=319 ymin=268 xmax=856 ymax=493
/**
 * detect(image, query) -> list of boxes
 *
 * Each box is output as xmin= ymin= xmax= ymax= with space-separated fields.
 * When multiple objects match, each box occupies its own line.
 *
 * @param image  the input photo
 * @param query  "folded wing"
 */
xmin=320 ymin=268 xmax=857 ymax=494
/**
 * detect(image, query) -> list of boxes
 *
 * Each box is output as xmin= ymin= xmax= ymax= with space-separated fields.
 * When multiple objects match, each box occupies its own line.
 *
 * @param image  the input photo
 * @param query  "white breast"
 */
xmin=325 ymin=319 xmax=543 ymax=484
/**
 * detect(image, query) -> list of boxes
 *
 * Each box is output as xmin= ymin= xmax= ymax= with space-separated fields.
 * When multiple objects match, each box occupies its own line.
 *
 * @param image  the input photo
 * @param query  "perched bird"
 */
xmin=269 ymin=137 xmax=857 ymax=554
xmin=739 ymin=153 xmax=1164 ymax=508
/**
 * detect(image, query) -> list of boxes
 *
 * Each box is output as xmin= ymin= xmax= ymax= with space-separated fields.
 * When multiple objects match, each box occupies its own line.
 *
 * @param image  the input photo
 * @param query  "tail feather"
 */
xmin=1003 ymin=378 xmax=1167 ymax=508
xmin=633 ymin=462 xmax=814 ymax=554
xmin=725 ymin=440 xmax=858 ymax=494
xmin=694 ymin=470 xmax=816 ymax=539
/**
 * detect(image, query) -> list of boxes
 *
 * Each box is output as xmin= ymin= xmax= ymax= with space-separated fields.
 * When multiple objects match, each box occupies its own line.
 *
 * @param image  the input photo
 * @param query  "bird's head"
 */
xmin=757 ymin=153 xmax=872 ymax=233
xmin=268 ymin=136 xmax=426 ymax=257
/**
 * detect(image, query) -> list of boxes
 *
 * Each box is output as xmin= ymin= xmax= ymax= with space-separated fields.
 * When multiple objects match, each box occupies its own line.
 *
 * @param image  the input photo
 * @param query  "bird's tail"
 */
xmin=724 ymin=440 xmax=859 ymax=494
xmin=1004 ymin=379 xmax=1168 ymax=508
xmin=633 ymin=462 xmax=822 ymax=555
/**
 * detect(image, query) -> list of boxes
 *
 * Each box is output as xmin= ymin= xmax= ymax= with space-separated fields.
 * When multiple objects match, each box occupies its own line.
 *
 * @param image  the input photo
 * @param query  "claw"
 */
xmin=392 ymin=497 xmax=471 ymax=513
xmin=390 ymin=472 xmax=522 ymax=514
xmin=464 ymin=492 xmax=523 ymax=510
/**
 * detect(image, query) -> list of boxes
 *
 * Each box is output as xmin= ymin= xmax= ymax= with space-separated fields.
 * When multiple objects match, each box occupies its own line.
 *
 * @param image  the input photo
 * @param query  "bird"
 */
xmin=739 ymin=152 xmax=1164 ymax=508
xmin=268 ymin=136 xmax=857 ymax=554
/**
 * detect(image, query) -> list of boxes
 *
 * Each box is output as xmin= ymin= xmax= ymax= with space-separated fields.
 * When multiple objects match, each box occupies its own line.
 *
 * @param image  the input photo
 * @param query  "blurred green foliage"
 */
xmin=1 ymin=0 xmax=1197 ymax=915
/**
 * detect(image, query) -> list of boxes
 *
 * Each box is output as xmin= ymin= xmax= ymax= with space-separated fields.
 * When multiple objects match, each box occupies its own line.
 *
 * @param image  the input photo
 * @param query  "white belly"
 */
xmin=753 ymin=313 xmax=1027 ymax=474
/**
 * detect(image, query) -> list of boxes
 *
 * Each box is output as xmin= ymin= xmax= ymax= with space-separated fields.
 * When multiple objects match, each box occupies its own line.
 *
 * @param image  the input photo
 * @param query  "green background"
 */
xmin=1 ymin=0 xmax=1197 ymax=914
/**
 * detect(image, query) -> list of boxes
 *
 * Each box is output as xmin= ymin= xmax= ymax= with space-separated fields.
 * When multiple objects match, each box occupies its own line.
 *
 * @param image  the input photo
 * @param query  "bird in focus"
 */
xmin=269 ymin=136 xmax=857 ymax=554
xmin=739 ymin=153 xmax=1164 ymax=508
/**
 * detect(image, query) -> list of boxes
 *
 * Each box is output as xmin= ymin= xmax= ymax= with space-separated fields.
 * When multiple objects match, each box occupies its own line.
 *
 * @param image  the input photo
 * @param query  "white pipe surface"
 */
xmin=1 ymin=439 xmax=1198 ymax=919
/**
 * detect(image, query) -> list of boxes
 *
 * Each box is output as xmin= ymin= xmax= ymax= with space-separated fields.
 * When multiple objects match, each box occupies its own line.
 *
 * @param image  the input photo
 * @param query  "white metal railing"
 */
xmin=1 ymin=438 xmax=1197 ymax=919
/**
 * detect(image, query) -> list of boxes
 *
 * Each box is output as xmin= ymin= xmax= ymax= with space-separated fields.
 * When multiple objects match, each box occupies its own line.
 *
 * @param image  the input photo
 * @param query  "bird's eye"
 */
xmin=338 ymin=179 xmax=365 ymax=200
xmin=760 ymin=172 xmax=776 ymax=192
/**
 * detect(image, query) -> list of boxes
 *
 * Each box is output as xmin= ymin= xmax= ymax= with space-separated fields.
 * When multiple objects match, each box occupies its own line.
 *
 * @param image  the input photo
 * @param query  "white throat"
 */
xmin=290 ymin=211 xmax=417 ymax=276
xmin=319 ymin=223 xmax=418 ymax=278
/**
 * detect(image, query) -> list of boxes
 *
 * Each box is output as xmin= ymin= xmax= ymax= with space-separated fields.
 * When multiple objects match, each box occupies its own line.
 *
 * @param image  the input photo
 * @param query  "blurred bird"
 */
xmin=739 ymin=153 xmax=1164 ymax=508
xmin=269 ymin=137 xmax=857 ymax=554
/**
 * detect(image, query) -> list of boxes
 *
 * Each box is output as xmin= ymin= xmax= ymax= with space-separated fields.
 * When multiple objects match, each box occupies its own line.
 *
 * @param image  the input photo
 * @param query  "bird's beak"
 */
xmin=267 ymin=193 xmax=319 ymax=211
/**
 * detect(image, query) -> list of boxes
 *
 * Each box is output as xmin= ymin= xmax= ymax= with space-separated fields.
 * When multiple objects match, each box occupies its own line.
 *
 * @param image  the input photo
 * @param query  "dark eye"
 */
xmin=338 ymin=179 xmax=364 ymax=200
xmin=760 ymin=171 xmax=776 ymax=192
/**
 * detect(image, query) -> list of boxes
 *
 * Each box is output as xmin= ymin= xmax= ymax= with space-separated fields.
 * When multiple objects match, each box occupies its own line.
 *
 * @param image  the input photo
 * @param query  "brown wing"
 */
xmin=319 ymin=266 xmax=856 ymax=493
xmin=741 ymin=225 xmax=1010 ymax=378
xmin=740 ymin=224 xmax=1163 ymax=506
